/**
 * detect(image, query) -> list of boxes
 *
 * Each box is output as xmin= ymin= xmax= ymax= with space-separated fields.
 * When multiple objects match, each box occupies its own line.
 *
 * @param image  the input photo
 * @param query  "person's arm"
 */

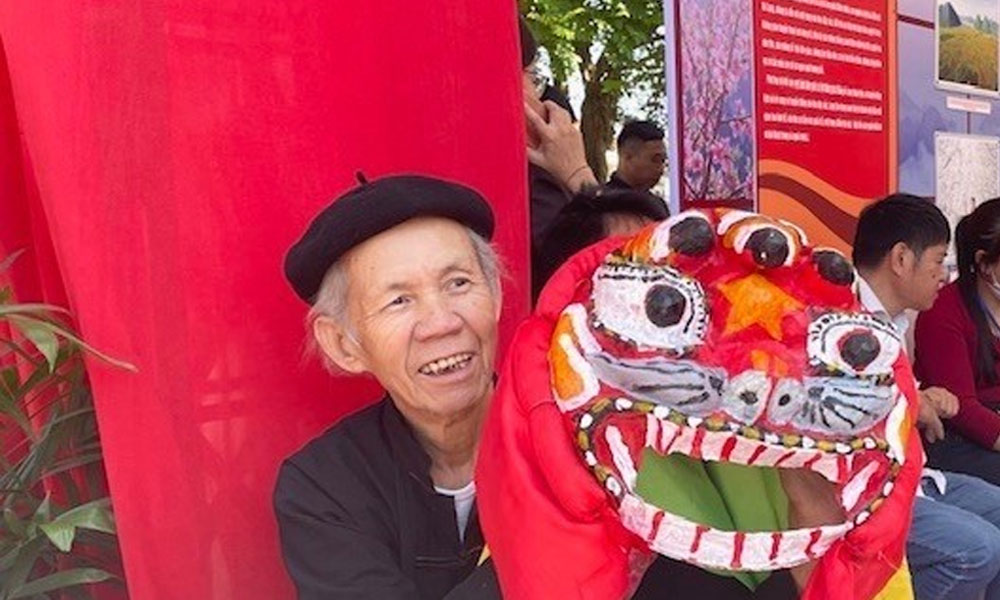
xmin=273 ymin=461 xmax=418 ymax=600
xmin=779 ymin=469 xmax=843 ymax=591
xmin=914 ymin=303 xmax=1000 ymax=449
xmin=442 ymin=559 xmax=499 ymax=599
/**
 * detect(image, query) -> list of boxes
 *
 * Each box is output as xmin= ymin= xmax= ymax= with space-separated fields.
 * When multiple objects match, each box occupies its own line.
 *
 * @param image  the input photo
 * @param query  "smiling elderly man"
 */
xmin=274 ymin=175 xmax=501 ymax=599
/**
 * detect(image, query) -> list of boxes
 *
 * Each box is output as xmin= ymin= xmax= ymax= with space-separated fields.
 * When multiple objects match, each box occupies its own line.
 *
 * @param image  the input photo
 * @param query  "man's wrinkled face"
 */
xmin=622 ymin=139 xmax=667 ymax=191
xmin=901 ymin=243 xmax=948 ymax=311
xmin=344 ymin=218 xmax=499 ymax=423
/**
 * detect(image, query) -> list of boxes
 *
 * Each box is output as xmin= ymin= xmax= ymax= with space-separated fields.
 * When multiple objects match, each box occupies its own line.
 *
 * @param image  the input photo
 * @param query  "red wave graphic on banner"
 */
xmin=757 ymin=160 xmax=876 ymax=253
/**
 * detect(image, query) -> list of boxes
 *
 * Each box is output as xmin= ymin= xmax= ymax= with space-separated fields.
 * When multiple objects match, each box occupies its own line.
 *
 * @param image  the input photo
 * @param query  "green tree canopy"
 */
xmin=521 ymin=0 xmax=665 ymax=180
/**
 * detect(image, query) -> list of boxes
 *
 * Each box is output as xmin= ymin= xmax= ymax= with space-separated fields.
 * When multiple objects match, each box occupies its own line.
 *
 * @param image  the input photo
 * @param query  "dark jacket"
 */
xmin=274 ymin=397 xmax=498 ymax=599
xmin=605 ymin=170 xmax=634 ymax=191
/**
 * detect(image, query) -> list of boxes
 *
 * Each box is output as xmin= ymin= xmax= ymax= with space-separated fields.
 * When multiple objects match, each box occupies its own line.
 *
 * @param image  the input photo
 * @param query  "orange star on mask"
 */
xmin=720 ymin=273 xmax=803 ymax=340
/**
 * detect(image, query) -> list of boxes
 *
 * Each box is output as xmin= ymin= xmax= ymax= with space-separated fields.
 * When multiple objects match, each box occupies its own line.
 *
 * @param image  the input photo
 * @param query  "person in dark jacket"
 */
xmin=275 ymin=175 xmax=502 ymax=599
xmin=519 ymin=15 xmax=599 ymax=248
xmin=607 ymin=120 xmax=666 ymax=195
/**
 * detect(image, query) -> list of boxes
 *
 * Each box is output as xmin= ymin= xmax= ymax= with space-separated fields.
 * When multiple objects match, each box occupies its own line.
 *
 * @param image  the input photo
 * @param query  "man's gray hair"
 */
xmin=305 ymin=227 xmax=502 ymax=370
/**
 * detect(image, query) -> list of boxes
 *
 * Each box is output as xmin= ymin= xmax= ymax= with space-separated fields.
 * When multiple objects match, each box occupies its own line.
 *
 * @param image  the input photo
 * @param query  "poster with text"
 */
xmin=669 ymin=0 xmax=892 ymax=251
xmin=754 ymin=0 xmax=891 ymax=252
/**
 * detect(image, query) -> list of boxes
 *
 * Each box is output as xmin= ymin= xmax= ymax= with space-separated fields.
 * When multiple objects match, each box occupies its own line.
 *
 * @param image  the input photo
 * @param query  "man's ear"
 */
xmin=976 ymin=249 xmax=988 ymax=272
xmin=888 ymin=241 xmax=912 ymax=276
xmin=313 ymin=316 xmax=367 ymax=374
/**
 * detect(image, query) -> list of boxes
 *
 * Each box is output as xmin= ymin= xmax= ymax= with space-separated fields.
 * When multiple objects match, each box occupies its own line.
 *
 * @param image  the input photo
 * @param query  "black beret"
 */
xmin=284 ymin=174 xmax=495 ymax=303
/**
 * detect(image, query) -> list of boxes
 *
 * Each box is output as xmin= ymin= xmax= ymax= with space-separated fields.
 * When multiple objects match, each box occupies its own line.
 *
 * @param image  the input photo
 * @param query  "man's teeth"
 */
xmin=418 ymin=353 xmax=474 ymax=375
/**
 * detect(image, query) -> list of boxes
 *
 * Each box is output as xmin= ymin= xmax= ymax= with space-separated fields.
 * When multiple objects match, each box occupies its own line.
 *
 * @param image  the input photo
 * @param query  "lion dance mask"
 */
xmin=477 ymin=209 xmax=922 ymax=599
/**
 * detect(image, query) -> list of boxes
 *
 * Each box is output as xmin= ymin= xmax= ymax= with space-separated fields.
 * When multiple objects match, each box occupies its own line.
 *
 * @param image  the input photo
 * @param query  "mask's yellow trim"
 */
xmin=872 ymin=560 xmax=913 ymax=600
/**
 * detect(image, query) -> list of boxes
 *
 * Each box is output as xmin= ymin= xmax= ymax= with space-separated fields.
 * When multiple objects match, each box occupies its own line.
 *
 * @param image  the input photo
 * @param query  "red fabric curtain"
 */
xmin=0 ymin=3 xmax=528 ymax=598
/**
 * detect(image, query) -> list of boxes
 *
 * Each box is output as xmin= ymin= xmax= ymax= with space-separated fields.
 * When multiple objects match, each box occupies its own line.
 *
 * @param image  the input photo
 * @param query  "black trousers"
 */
xmin=926 ymin=431 xmax=1000 ymax=487
xmin=633 ymin=556 xmax=798 ymax=600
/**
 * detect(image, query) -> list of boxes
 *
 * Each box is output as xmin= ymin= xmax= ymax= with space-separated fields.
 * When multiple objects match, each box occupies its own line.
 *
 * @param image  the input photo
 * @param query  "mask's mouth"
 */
xmin=573 ymin=382 xmax=904 ymax=572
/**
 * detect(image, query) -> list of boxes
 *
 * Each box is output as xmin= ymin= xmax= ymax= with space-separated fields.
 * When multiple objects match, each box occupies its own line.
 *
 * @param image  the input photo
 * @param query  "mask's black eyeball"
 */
xmin=669 ymin=217 xmax=714 ymax=256
xmin=746 ymin=227 xmax=789 ymax=268
xmin=813 ymin=250 xmax=855 ymax=286
xmin=645 ymin=284 xmax=687 ymax=328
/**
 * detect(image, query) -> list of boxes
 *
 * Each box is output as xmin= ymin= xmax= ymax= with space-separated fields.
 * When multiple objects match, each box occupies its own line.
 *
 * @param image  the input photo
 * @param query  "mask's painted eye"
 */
xmin=717 ymin=211 xmax=805 ymax=268
xmin=807 ymin=312 xmax=901 ymax=378
xmin=813 ymin=249 xmax=855 ymax=286
xmin=649 ymin=210 xmax=714 ymax=260
xmin=591 ymin=261 xmax=708 ymax=352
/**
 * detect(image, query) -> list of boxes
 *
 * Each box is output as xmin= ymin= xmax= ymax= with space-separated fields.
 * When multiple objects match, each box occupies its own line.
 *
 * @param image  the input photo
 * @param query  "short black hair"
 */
xmin=532 ymin=187 xmax=669 ymax=300
xmin=616 ymin=120 xmax=664 ymax=150
xmin=852 ymin=193 xmax=950 ymax=270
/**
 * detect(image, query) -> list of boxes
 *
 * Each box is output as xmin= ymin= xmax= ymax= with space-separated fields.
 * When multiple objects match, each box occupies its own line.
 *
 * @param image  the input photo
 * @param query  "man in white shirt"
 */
xmin=854 ymin=194 xmax=1000 ymax=600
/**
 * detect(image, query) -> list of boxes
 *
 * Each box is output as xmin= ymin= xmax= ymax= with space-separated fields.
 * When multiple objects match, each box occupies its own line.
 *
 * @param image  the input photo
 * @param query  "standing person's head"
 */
xmin=852 ymin=193 xmax=950 ymax=313
xmin=955 ymin=198 xmax=1000 ymax=384
xmin=615 ymin=120 xmax=666 ymax=192
xmin=285 ymin=175 xmax=502 ymax=429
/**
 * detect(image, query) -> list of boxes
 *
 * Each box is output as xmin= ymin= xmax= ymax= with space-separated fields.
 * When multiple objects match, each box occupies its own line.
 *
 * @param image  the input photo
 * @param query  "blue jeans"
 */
xmin=909 ymin=472 xmax=1000 ymax=600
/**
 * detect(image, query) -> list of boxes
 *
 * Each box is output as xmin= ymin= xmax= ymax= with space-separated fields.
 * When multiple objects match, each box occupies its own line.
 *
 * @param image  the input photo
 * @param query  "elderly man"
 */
xmin=274 ymin=175 xmax=501 ymax=599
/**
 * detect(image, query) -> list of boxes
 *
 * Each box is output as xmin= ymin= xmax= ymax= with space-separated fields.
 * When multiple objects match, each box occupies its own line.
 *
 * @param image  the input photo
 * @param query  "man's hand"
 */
xmin=920 ymin=387 xmax=959 ymax=419
xmin=780 ymin=469 xmax=844 ymax=591
xmin=524 ymin=101 xmax=598 ymax=193
xmin=917 ymin=387 xmax=958 ymax=444
xmin=917 ymin=401 xmax=946 ymax=444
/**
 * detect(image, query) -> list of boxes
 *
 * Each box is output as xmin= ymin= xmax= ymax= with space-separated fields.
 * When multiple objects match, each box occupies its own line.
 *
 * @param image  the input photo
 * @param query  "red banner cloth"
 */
xmin=0 ymin=3 xmax=529 ymax=598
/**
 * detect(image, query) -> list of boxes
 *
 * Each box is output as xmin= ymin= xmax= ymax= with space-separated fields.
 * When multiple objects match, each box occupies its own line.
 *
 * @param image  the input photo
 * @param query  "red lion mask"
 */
xmin=477 ymin=209 xmax=922 ymax=599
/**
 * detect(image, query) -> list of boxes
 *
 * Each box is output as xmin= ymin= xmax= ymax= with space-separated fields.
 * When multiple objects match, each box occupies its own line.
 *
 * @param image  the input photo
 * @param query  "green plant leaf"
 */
xmin=38 ymin=321 xmax=137 ymax=372
xmin=3 ymin=507 xmax=26 ymax=538
xmin=9 ymin=568 xmax=115 ymax=598
xmin=0 ymin=302 xmax=72 ymax=318
xmin=38 ymin=498 xmax=115 ymax=552
xmin=1 ymin=536 xmax=45 ymax=597
xmin=31 ymin=494 xmax=52 ymax=523
xmin=43 ymin=452 xmax=105 ymax=479
xmin=7 ymin=316 xmax=59 ymax=373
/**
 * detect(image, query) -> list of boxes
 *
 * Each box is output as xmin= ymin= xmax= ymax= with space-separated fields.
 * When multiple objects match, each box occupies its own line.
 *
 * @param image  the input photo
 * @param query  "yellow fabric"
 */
xmin=872 ymin=561 xmax=913 ymax=600
xmin=478 ymin=545 xmax=491 ymax=567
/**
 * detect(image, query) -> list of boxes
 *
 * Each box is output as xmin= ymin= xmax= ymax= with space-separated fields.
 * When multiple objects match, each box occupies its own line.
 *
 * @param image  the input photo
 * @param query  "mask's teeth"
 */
xmin=606 ymin=426 xmax=637 ymax=491
xmin=840 ymin=460 xmax=879 ymax=513
xmin=615 ymin=398 xmax=634 ymax=411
